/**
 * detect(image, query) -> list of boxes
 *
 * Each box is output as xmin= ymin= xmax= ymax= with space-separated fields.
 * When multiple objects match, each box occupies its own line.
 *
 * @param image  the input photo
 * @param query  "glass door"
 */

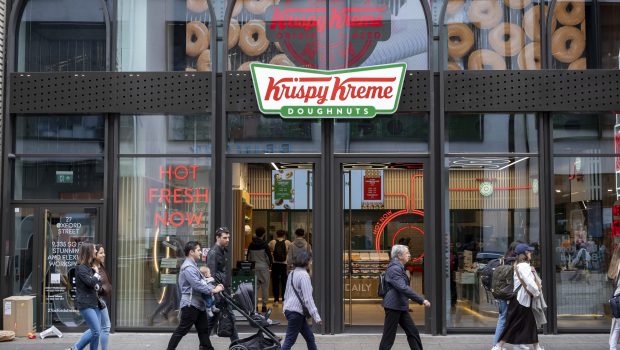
xmin=343 ymin=163 xmax=426 ymax=327
xmin=9 ymin=206 xmax=101 ymax=331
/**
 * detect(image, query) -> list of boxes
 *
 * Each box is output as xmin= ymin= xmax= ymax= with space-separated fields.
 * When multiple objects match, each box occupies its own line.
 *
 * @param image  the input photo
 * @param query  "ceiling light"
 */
xmin=271 ymin=162 xmax=279 ymax=171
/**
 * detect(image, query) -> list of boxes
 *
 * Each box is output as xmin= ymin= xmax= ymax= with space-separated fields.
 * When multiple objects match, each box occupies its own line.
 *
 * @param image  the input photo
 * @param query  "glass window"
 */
xmin=120 ymin=115 xmax=211 ymax=154
xmin=550 ymin=0 xmax=590 ymax=69
xmin=14 ymin=115 xmax=105 ymax=154
xmin=117 ymin=157 xmax=212 ymax=327
xmin=13 ymin=157 xmax=104 ymax=200
xmin=334 ymin=114 xmax=429 ymax=153
xmin=17 ymin=0 xmax=106 ymax=72
xmin=446 ymin=113 xmax=538 ymax=154
xmin=553 ymin=156 xmax=616 ymax=328
xmin=600 ymin=1 xmax=620 ymax=69
xmin=229 ymin=0 xmax=426 ymax=70
xmin=443 ymin=0 xmax=542 ymax=70
xmin=446 ymin=157 xmax=540 ymax=328
xmin=227 ymin=113 xmax=321 ymax=154
xmin=116 ymin=0 xmax=213 ymax=71
xmin=553 ymin=113 xmax=617 ymax=154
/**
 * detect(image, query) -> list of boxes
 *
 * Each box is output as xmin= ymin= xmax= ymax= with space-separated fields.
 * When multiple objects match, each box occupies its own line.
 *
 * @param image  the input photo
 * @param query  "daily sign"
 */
xmin=250 ymin=63 xmax=407 ymax=119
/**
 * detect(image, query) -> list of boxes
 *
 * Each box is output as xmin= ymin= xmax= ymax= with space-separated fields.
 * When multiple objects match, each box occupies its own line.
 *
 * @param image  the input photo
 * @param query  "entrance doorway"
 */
xmin=229 ymin=162 xmax=315 ymax=325
xmin=9 ymin=206 xmax=101 ymax=330
xmin=343 ymin=162 xmax=427 ymax=328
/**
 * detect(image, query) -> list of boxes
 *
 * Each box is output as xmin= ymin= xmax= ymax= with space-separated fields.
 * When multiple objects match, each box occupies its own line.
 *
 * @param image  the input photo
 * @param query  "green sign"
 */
xmin=56 ymin=171 xmax=74 ymax=184
xmin=160 ymin=258 xmax=178 ymax=269
xmin=273 ymin=178 xmax=293 ymax=200
xmin=160 ymin=274 xmax=177 ymax=285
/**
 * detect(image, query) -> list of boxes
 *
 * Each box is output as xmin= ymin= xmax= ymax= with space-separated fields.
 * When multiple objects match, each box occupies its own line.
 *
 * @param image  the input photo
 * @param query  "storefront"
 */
xmin=1 ymin=0 xmax=620 ymax=336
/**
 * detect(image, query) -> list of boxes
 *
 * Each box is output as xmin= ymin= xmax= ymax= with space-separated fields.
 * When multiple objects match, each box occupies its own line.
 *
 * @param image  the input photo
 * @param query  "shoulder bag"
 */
xmin=610 ymin=275 xmax=620 ymax=318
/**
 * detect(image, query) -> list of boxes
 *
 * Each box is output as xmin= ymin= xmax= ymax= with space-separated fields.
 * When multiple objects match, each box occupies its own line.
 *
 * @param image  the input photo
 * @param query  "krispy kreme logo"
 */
xmin=250 ymin=62 xmax=406 ymax=119
xmin=265 ymin=0 xmax=391 ymax=69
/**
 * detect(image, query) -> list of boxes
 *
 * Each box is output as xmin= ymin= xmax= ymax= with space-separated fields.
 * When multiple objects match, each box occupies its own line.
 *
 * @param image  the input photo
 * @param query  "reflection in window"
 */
xmin=15 ymin=115 xmax=105 ymax=154
xmin=553 ymin=156 xmax=617 ymax=328
xmin=600 ymin=2 xmax=620 ymax=69
xmin=227 ymin=113 xmax=321 ymax=154
xmin=120 ymin=115 xmax=211 ymax=154
xmin=17 ymin=0 xmax=106 ymax=72
xmin=443 ymin=0 xmax=542 ymax=70
xmin=446 ymin=157 xmax=540 ymax=328
xmin=334 ymin=114 xmax=429 ymax=153
xmin=116 ymin=0 xmax=212 ymax=71
xmin=552 ymin=113 xmax=617 ymax=154
xmin=445 ymin=113 xmax=538 ymax=154
xmin=13 ymin=157 xmax=104 ymax=200
xmin=550 ymin=0 xmax=590 ymax=69
xmin=117 ymin=157 xmax=211 ymax=327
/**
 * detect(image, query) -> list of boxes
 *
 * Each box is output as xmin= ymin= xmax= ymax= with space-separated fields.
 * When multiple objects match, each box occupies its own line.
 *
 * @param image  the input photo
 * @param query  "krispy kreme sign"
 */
xmin=265 ymin=0 xmax=391 ymax=69
xmin=250 ymin=62 xmax=406 ymax=119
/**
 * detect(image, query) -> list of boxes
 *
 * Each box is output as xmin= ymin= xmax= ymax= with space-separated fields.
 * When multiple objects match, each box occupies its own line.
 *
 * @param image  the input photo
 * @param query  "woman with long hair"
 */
xmin=281 ymin=250 xmax=321 ymax=350
xmin=71 ymin=244 xmax=111 ymax=350
xmin=66 ymin=243 xmax=102 ymax=350
xmin=608 ymin=245 xmax=620 ymax=349
xmin=492 ymin=243 xmax=545 ymax=350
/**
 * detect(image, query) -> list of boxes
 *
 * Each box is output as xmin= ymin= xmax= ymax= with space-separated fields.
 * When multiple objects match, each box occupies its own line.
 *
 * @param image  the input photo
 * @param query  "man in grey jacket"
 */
xmin=379 ymin=244 xmax=431 ymax=350
xmin=167 ymin=241 xmax=224 ymax=350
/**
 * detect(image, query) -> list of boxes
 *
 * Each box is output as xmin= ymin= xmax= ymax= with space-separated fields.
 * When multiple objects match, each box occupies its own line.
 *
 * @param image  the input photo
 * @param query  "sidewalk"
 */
xmin=0 ymin=333 xmax=610 ymax=350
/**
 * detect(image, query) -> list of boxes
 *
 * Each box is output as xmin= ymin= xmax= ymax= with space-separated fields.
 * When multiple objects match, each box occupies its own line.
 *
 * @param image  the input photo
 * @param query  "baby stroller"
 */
xmin=220 ymin=282 xmax=281 ymax=350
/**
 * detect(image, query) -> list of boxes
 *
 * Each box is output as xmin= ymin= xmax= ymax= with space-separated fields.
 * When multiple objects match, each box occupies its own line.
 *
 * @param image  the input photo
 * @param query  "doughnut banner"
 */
xmin=250 ymin=62 xmax=406 ymax=119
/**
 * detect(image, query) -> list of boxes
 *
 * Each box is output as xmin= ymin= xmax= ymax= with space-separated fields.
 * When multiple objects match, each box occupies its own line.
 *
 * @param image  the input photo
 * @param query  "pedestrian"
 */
xmin=493 ymin=241 xmax=530 ymax=350
xmin=379 ymin=244 xmax=430 ymax=350
xmin=281 ymin=250 xmax=321 ymax=350
xmin=287 ymin=228 xmax=312 ymax=273
xmin=65 ymin=243 xmax=102 ymax=350
xmin=608 ymin=246 xmax=620 ymax=349
xmin=206 ymin=227 xmax=239 ymax=342
xmin=492 ymin=243 xmax=545 ymax=350
xmin=166 ymin=241 xmax=224 ymax=350
xmin=269 ymin=229 xmax=291 ymax=306
xmin=246 ymin=227 xmax=273 ymax=312
xmin=70 ymin=245 xmax=111 ymax=350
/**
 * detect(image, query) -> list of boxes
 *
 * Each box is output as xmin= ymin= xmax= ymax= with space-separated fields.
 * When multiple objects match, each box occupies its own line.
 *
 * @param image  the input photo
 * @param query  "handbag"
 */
xmin=290 ymin=272 xmax=311 ymax=319
xmin=97 ymin=297 xmax=107 ymax=310
xmin=216 ymin=305 xmax=234 ymax=337
xmin=610 ymin=275 xmax=620 ymax=319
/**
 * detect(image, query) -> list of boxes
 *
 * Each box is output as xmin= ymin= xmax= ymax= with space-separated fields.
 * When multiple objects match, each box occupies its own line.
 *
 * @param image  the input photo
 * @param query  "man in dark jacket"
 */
xmin=379 ymin=244 xmax=431 ymax=350
xmin=206 ymin=227 xmax=239 ymax=342
xmin=287 ymin=228 xmax=312 ymax=273
xmin=246 ymin=227 xmax=273 ymax=312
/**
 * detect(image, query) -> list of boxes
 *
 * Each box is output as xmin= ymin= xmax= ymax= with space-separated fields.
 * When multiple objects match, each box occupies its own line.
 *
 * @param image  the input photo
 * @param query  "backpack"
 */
xmin=491 ymin=264 xmax=515 ymax=300
xmin=377 ymin=271 xmax=389 ymax=298
xmin=479 ymin=258 xmax=502 ymax=292
xmin=273 ymin=240 xmax=287 ymax=262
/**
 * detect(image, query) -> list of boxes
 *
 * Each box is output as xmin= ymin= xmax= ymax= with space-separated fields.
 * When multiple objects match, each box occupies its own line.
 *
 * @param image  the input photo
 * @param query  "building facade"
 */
xmin=1 ymin=0 xmax=620 ymax=336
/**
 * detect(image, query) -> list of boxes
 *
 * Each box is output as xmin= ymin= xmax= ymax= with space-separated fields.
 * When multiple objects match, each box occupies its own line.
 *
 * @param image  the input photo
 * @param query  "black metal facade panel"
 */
xmin=445 ymin=70 xmax=620 ymax=112
xmin=226 ymin=71 xmax=432 ymax=113
xmin=10 ymin=73 xmax=212 ymax=114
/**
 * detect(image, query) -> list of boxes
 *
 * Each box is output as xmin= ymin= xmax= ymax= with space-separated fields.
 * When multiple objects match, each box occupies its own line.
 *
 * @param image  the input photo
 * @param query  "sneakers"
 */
xmin=273 ymin=301 xmax=279 ymax=306
xmin=514 ymin=346 xmax=529 ymax=350
xmin=491 ymin=346 xmax=506 ymax=350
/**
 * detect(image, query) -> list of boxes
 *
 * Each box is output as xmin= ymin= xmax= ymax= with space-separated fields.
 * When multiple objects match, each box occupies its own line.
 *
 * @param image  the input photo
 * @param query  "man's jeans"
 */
xmin=77 ymin=308 xmax=102 ymax=350
xmin=493 ymin=299 xmax=508 ymax=345
xmin=75 ymin=307 xmax=109 ymax=350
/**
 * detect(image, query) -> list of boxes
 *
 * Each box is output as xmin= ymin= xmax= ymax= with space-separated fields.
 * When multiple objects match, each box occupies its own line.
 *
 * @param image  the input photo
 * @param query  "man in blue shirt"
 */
xmin=167 ymin=241 xmax=224 ymax=350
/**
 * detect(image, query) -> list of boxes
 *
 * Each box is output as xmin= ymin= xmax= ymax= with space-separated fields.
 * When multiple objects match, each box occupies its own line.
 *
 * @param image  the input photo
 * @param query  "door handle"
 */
xmin=3 ymin=256 xmax=10 ymax=277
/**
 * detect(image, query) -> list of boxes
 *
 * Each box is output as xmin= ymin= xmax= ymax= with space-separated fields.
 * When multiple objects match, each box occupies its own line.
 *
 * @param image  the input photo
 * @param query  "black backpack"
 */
xmin=479 ymin=258 xmax=503 ymax=292
xmin=377 ymin=271 xmax=389 ymax=297
xmin=273 ymin=240 xmax=287 ymax=262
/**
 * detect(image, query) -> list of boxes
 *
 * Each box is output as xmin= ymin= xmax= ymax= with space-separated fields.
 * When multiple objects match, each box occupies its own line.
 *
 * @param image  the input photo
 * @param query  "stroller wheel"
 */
xmin=229 ymin=345 xmax=248 ymax=350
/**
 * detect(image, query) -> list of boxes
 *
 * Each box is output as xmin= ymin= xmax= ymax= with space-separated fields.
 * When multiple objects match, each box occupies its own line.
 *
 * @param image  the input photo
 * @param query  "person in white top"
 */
xmin=612 ymin=277 xmax=620 ymax=350
xmin=281 ymin=250 xmax=321 ymax=350
xmin=492 ymin=243 xmax=544 ymax=350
